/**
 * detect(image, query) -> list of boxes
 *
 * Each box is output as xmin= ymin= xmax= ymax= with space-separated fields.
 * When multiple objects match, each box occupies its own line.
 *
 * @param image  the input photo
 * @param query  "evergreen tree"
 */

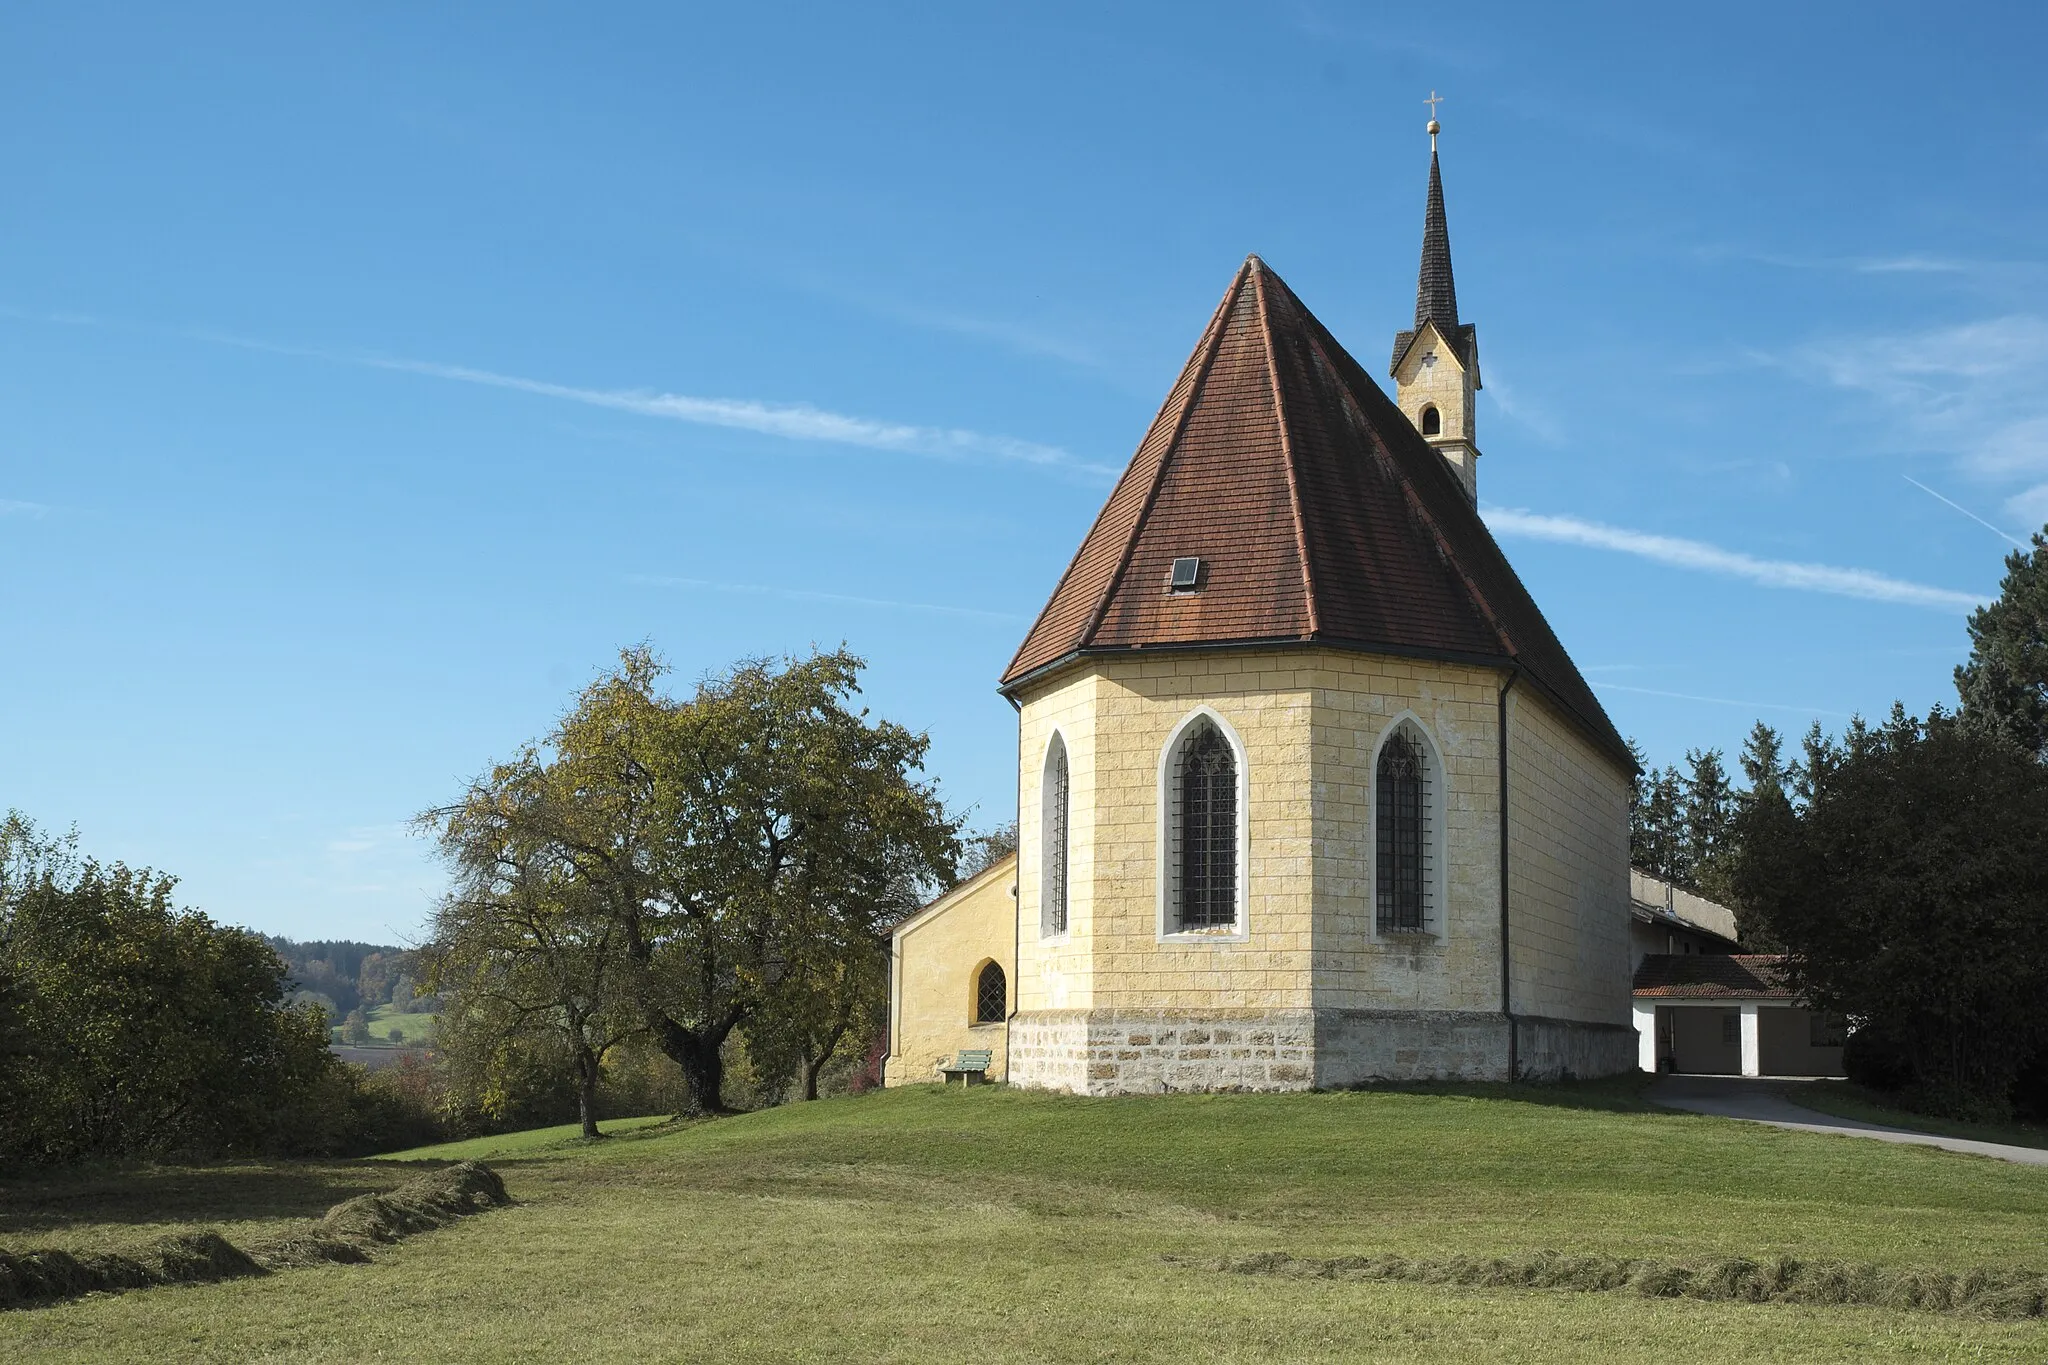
xmin=1956 ymin=528 xmax=2048 ymax=760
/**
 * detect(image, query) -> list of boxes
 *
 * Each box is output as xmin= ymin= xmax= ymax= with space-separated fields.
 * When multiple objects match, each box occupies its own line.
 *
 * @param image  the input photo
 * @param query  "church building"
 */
xmin=884 ymin=123 xmax=1639 ymax=1093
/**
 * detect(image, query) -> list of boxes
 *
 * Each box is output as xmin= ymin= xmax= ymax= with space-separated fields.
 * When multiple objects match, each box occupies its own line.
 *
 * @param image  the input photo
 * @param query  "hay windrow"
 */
xmin=1192 ymin=1249 xmax=2048 ymax=1319
xmin=0 ymin=1161 xmax=509 ymax=1311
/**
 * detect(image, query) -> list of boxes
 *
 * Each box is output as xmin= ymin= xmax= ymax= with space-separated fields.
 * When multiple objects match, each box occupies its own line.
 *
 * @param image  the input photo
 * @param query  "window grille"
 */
xmin=1175 ymin=723 xmax=1237 ymax=930
xmin=1375 ymin=727 xmax=1431 ymax=933
xmin=974 ymin=962 xmax=1007 ymax=1024
xmin=1043 ymin=735 xmax=1069 ymax=936
xmin=1721 ymin=1012 xmax=1741 ymax=1046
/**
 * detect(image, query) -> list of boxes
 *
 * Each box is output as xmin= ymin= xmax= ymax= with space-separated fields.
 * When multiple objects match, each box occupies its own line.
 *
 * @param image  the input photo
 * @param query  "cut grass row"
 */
xmin=4 ymin=1081 xmax=2046 ymax=1362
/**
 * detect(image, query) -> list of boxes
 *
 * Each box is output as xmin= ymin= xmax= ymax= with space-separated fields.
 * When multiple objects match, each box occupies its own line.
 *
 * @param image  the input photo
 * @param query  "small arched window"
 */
xmin=1042 ymin=733 xmax=1069 ymax=937
xmin=1375 ymin=723 xmax=1435 ymax=934
xmin=1420 ymin=405 xmax=1442 ymax=436
xmin=1174 ymin=720 xmax=1238 ymax=931
xmin=974 ymin=961 xmax=1007 ymax=1024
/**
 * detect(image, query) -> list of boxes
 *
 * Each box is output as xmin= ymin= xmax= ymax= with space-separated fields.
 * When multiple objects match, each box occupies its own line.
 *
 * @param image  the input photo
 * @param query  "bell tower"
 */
xmin=1391 ymin=96 xmax=1482 ymax=503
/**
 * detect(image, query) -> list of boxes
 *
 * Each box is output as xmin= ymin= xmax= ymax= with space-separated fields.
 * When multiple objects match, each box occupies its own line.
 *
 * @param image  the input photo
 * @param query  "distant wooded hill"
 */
xmin=266 ymin=937 xmax=434 ymax=1021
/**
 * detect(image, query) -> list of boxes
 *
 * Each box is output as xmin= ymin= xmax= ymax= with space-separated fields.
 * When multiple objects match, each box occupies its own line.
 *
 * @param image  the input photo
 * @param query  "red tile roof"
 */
xmin=1632 ymin=954 xmax=1797 ymax=1000
xmin=1001 ymin=255 xmax=1629 ymax=768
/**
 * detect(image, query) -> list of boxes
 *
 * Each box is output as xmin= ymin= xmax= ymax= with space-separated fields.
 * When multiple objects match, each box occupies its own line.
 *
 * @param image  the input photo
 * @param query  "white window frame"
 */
xmin=1040 ymin=729 xmax=1071 ymax=941
xmin=1366 ymin=711 xmax=1448 ymax=941
xmin=1155 ymin=705 xmax=1250 ymax=944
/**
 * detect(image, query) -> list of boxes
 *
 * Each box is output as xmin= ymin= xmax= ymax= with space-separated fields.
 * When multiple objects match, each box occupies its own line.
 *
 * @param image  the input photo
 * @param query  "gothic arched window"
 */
xmin=1173 ymin=720 xmax=1238 ymax=931
xmin=974 ymin=961 xmax=1007 ymax=1024
xmin=1375 ymin=722 xmax=1436 ymax=934
xmin=1420 ymin=405 xmax=1442 ymax=436
xmin=1042 ymin=733 xmax=1070 ymax=937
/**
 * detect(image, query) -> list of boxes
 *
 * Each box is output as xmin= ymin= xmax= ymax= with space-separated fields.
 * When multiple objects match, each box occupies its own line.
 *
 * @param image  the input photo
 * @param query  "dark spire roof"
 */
xmin=1391 ymin=148 xmax=1477 ymax=374
xmin=1415 ymin=149 xmax=1460 ymax=333
xmin=1001 ymin=256 xmax=1628 ymax=769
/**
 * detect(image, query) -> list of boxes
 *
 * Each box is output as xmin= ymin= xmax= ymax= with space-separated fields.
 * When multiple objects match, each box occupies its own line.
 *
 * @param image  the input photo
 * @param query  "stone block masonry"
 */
xmin=1011 ymin=1008 xmax=1637 ymax=1093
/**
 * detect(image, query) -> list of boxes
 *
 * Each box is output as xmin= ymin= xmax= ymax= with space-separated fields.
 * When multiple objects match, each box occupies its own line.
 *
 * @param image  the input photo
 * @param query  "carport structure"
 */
xmin=1632 ymin=954 xmax=1846 ymax=1078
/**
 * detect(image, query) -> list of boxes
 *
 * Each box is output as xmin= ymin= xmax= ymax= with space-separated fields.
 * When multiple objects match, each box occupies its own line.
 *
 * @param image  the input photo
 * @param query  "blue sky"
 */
xmin=3 ymin=3 xmax=2044 ymax=943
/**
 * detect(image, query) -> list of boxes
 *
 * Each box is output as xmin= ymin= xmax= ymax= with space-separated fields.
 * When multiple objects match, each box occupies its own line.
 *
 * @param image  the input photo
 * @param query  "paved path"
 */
xmin=1648 ymin=1075 xmax=2048 ymax=1167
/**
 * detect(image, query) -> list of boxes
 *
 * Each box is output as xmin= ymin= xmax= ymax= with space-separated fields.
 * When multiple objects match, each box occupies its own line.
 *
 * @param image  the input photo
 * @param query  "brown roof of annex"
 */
xmin=1632 ymin=954 xmax=1798 ymax=1000
xmin=1000 ymin=254 xmax=1629 ymax=768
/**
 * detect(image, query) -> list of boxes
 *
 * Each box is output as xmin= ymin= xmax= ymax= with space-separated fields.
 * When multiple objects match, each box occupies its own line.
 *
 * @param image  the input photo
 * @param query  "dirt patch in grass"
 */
xmin=1200 ymin=1249 xmax=2048 ymax=1319
xmin=0 ymin=1161 xmax=508 ymax=1310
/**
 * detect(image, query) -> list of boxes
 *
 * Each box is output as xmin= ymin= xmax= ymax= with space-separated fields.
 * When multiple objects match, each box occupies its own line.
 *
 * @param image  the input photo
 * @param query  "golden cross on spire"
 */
xmin=1424 ymin=90 xmax=1443 ymax=150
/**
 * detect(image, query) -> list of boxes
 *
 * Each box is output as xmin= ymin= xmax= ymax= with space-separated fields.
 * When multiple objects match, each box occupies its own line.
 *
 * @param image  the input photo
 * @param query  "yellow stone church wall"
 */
xmin=1505 ymin=686 xmax=1634 ymax=1025
xmin=1012 ymin=649 xmax=1632 ymax=1032
xmin=1306 ymin=653 xmax=1506 ymax=1012
xmin=1017 ymin=652 xmax=1316 ymax=1012
xmin=883 ymin=853 xmax=1015 ymax=1086
xmin=1016 ymin=670 xmax=1101 ymax=1012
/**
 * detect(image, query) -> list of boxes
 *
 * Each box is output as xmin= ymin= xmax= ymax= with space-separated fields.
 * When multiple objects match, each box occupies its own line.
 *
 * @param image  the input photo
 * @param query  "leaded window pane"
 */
xmin=975 ymin=963 xmax=1007 ymax=1024
xmin=1045 ymin=738 xmax=1069 ymax=936
xmin=1178 ymin=725 xmax=1237 ymax=929
xmin=1376 ymin=730 xmax=1427 ymax=932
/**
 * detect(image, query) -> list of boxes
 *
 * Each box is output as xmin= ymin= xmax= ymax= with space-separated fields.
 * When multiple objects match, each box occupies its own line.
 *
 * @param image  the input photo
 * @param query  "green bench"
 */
xmin=939 ymin=1049 xmax=994 ymax=1086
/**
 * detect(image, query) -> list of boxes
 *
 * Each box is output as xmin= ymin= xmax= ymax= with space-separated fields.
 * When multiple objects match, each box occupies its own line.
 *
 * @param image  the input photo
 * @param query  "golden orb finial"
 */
xmin=1424 ymin=91 xmax=1443 ymax=149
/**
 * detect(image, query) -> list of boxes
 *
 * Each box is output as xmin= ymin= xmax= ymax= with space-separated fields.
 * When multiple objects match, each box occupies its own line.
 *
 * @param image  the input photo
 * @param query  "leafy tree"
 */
xmin=1956 ymin=529 xmax=2048 ymax=759
xmin=1729 ymin=708 xmax=2048 ymax=1116
xmin=424 ymin=758 xmax=647 ymax=1139
xmin=958 ymin=820 xmax=1018 ymax=880
xmin=1 ymin=839 xmax=335 ymax=1163
xmin=625 ymin=648 xmax=957 ymax=1112
xmin=424 ymin=646 xmax=958 ymax=1117
xmin=343 ymin=1009 xmax=372 ymax=1045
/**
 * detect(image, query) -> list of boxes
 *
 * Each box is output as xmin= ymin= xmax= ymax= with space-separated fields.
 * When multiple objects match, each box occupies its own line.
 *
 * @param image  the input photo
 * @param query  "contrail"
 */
xmin=1900 ymin=475 xmax=2029 ymax=549
xmin=1483 ymin=507 xmax=1983 ymax=612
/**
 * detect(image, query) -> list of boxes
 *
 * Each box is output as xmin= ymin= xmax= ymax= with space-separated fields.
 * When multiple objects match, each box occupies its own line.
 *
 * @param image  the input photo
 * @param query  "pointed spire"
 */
xmin=1414 ymin=147 xmax=1460 ymax=334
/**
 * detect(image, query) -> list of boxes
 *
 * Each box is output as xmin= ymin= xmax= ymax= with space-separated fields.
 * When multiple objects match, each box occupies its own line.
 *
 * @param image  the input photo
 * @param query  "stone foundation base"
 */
xmin=1008 ymin=1009 xmax=1636 ymax=1094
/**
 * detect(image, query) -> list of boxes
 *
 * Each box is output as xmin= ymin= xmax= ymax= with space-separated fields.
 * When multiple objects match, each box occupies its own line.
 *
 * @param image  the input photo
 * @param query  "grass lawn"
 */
xmin=1785 ymin=1081 xmax=2048 ymax=1152
xmin=4 ymin=1080 xmax=2047 ymax=1362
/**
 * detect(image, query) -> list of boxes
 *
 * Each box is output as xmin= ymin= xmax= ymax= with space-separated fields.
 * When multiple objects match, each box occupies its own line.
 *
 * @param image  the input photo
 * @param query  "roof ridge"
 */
xmin=1299 ymin=316 xmax=1517 ymax=659
xmin=1000 ymin=261 xmax=1246 ymax=677
xmin=1251 ymin=260 xmax=1321 ymax=639
xmin=1077 ymin=258 xmax=1250 ymax=649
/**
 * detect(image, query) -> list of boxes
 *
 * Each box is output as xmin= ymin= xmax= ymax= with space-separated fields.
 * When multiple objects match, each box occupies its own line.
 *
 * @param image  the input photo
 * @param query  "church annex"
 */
xmin=885 ymin=128 xmax=1639 ymax=1093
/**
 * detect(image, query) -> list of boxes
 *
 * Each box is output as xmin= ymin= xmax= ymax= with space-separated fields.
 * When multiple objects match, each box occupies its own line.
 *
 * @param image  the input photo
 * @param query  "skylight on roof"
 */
xmin=1169 ymin=557 xmax=1203 ymax=593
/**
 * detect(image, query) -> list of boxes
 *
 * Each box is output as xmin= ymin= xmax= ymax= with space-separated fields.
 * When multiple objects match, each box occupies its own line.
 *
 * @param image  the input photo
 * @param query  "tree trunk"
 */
xmin=650 ymin=1012 xmax=738 ymax=1115
xmin=803 ymin=1051 xmax=823 ymax=1102
xmin=576 ymin=1048 xmax=601 ymax=1140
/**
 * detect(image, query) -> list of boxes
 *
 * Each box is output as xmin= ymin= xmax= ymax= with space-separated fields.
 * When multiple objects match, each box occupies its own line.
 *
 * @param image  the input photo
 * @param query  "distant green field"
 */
xmin=328 ymin=1002 xmax=436 ymax=1047
xmin=4 ymin=1081 xmax=2047 ymax=1362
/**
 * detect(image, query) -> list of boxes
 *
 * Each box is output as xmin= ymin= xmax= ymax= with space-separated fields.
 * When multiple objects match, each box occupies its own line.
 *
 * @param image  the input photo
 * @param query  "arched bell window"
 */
xmin=1420 ymin=405 xmax=1442 ymax=437
xmin=973 ymin=961 xmax=1007 ymax=1024
xmin=1374 ymin=718 xmax=1441 ymax=935
xmin=1041 ymin=733 xmax=1069 ymax=937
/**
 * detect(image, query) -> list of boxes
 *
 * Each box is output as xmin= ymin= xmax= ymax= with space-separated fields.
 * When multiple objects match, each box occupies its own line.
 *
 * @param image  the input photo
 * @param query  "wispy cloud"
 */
xmin=199 ymin=336 xmax=1118 ymax=482
xmin=1590 ymin=681 xmax=1852 ymax=719
xmin=14 ymin=309 xmax=1117 ymax=483
xmin=0 ymin=499 xmax=48 ymax=518
xmin=1775 ymin=315 xmax=2048 ymax=522
xmin=1483 ymin=506 xmax=1984 ymax=612
xmin=628 ymin=574 xmax=1025 ymax=622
